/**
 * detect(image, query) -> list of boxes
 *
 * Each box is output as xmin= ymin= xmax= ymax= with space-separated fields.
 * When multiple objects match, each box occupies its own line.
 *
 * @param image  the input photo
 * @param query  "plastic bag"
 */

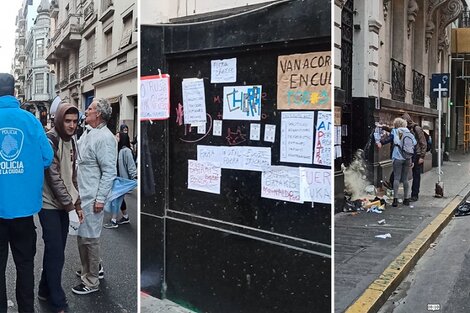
xmin=104 ymin=177 xmax=137 ymax=214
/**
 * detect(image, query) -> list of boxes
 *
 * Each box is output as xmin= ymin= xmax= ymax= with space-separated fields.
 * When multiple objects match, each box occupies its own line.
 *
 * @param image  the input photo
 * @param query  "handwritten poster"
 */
xmin=277 ymin=51 xmax=331 ymax=110
xmin=182 ymin=78 xmax=207 ymax=124
xmin=187 ymin=160 xmax=221 ymax=194
xmin=280 ymin=111 xmax=314 ymax=164
xmin=261 ymin=166 xmax=302 ymax=203
xmin=223 ymin=85 xmax=262 ymax=120
xmin=197 ymin=145 xmax=271 ymax=172
xmin=140 ymin=75 xmax=170 ymax=120
xmin=300 ymin=167 xmax=331 ymax=204
xmin=211 ymin=58 xmax=237 ymax=83
xmin=314 ymin=111 xmax=332 ymax=166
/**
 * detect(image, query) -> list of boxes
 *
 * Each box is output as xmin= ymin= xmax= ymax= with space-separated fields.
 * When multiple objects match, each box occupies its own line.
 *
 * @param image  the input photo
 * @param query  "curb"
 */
xmin=345 ymin=195 xmax=464 ymax=313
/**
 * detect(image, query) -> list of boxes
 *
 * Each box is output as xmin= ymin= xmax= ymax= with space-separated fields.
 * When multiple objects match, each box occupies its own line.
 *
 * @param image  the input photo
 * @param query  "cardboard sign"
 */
xmin=277 ymin=51 xmax=331 ymax=110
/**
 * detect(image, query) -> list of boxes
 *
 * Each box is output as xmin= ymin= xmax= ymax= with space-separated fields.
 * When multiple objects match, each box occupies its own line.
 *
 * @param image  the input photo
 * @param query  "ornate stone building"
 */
xmin=334 ymin=0 xmax=464 ymax=209
xmin=46 ymin=0 xmax=137 ymax=136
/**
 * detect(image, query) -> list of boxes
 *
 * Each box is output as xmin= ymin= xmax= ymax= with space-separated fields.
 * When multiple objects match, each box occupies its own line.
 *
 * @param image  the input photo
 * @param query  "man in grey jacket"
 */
xmin=40 ymin=103 xmax=84 ymax=312
xmin=73 ymin=98 xmax=117 ymax=295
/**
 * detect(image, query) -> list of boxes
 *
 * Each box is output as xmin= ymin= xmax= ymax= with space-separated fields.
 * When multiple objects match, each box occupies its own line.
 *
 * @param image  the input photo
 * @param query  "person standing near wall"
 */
xmin=0 ymin=73 xmax=53 ymax=312
xmin=39 ymin=103 xmax=84 ymax=312
xmin=73 ymin=98 xmax=117 ymax=295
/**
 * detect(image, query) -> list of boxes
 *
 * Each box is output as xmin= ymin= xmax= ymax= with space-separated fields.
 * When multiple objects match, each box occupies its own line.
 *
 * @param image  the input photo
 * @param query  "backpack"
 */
xmin=396 ymin=129 xmax=415 ymax=159
xmin=413 ymin=125 xmax=432 ymax=152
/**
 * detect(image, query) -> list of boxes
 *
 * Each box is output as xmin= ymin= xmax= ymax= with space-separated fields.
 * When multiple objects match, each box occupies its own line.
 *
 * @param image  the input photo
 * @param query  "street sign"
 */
xmin=431 ymin=73 xmax=450 ymax=97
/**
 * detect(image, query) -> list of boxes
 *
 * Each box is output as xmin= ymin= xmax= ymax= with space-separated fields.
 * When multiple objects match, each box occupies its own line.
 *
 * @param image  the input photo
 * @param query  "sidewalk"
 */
xmin=141 ymin=292 xmax=195 ymax=313
xmin=335 ymin=152 xmax=470 ymax=313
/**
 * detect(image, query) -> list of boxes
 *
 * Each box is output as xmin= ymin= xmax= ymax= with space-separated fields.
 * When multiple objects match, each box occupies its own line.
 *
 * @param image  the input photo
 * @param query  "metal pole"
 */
xmin=438 ymin=83 xmax=442 ymax=183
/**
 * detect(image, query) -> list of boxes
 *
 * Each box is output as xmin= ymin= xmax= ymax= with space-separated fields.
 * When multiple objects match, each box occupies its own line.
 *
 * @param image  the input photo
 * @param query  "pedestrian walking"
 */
xmin=377 ymin=117 xmax=416 ymax=207
xmin=402 ymin=112 xmax=427 ymax=202
xmin=39 ymin=103 xmax=84 ymax=312
xmin=73 ymin=98 xmax=117 ymax=295
xmin=0 ymin=73 xmax=53 ymax=312
xmin=104 ymin=132 xmax=137 ymax=229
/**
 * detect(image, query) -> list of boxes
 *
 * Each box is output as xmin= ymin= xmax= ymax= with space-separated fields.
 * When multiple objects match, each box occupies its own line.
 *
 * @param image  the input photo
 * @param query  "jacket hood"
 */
xmin=54 ymin=103 xmax=79 ymax=141
xmin=401 ymin=113 xmax=415 ymax=127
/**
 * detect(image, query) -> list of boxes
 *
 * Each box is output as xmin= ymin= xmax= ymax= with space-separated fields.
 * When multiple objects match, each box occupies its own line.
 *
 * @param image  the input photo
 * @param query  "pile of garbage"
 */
xmin=344 ymin=196 xmax=388 ymax=213
xmin=455 ymin=200 xmax=470 ymax=217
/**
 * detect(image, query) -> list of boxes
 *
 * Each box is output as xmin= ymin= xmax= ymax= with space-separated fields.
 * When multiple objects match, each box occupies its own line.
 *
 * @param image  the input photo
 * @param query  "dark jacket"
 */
xmin=43 ymin=104 xmax=81 ymax=212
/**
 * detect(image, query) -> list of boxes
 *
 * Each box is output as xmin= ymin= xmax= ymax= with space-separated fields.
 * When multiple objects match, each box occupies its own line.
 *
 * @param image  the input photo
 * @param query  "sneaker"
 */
xmin=409 ymin=196 xmax=418 ymax=202
xmin=76 ymin=264 xmax=104 ymax=279
xmin=71 ymin=283 xmax=99 ymax=295
xmin=403 ymin=198 xmax=410 ymax=206
xmin=117 ymin=216 xmax=130 ymax=225
xmin=103 ymin=220 xmax=118 ymax=229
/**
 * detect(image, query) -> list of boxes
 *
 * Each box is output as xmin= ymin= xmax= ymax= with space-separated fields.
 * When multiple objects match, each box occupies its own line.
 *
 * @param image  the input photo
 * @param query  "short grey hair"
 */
xmin=393 ymin=117 xmax=407 ymax=129
xmin=94 ymin=98 xmax=112 ymax=122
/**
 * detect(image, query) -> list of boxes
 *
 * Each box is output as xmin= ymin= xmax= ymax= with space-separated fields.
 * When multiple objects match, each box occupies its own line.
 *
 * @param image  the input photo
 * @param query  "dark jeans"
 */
xmin=38 ymin=210 xmax=69 ymax=312
xmin=411 ymin=158 xmax=424 ymax=198
xmin=0 ymin=216 xmax=36 ymax=313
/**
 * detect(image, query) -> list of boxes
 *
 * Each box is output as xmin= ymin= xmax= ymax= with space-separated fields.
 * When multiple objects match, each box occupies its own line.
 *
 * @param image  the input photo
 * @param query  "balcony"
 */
xmin=80 ymin=62 xmax=94 ymax=78
xmin=60 ymin=78 xmax=69 ymax=88
xmin=84 ymin=1 xmax=94 ymax=21
xmin=391 ymin=58 xmax=406 ymax=102
xmin=15 ymin=33 xmax=26 ymax=46
xmin=412 ymin=70 xmax=425 ymax=106
xmin=99 ymin=0 xmax=114 ymax=22
xmin=46 ymin=14 xmax=82 ymax=61
xmin=69 ymin=71 xmax=79 ymax=83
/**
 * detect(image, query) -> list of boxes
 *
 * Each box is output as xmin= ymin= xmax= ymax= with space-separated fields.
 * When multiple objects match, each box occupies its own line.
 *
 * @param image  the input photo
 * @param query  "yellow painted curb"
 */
xmin=345 ymin=196 xmax=462 ymax=313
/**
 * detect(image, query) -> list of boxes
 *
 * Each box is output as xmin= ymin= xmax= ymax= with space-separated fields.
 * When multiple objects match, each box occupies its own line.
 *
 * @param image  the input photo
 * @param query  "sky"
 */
xmin=1 ymin=1 xmax=23 ymax=73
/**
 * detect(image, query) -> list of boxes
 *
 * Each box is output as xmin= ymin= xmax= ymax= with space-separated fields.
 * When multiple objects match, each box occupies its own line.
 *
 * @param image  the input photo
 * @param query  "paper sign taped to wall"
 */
xmin=261 ymin=166 xmax=302 ymax=203
xmin=280 ymin=111 xmax=314 ymax=164
xmin=300 ymin=167 xmax=331 ymax=204
xmin=140 ymin=75 xmax=170 ymax=120
xmin=211 ymin=58 xmax=237 ymax=83
xmin=197 ymin=145 xmax=271 ymax=171
xmin=182 ymin=78 xmax=207 ymax=124
xmin=314 ymin=111 xmax=332 ymax=166
xmin=187 ymin=160 xmax=221 ymax=194
xmin=277 ymin=51 xmax=331 ymax=110
xmin=223 ymin=85 xmax=262 ymax=120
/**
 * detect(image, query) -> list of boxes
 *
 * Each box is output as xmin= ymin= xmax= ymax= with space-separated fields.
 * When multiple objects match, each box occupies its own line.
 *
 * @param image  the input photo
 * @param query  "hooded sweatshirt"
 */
xmin=402 ymin=113 xmax=427 ymax=159
xmin=42 ymin=104 xmax=81 ymax=212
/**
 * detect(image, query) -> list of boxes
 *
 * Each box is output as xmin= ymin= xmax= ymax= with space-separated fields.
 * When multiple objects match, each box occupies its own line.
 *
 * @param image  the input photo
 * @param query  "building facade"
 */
xmin=334 ymin=0 xmax=464 ymax=209
xmin=46 ymin=0 xmax=137 ymax=136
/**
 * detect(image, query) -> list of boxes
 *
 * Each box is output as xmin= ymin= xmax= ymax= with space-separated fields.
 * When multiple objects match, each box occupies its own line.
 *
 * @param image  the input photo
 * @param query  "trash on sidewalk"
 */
xmin=378 ymin=219 xmax=386 ymax=225
xmin=375 ymin=233 xmax=392 ymax=239
xmin=367 ymin=206 xmax=382 ymax=214
xmin=365 ymin=185 xmax=376 ymax=196
xmin=455 ymin=200 xmax=470 ymax=217
xmin=430 ymin=242 xmax=437 ymax=248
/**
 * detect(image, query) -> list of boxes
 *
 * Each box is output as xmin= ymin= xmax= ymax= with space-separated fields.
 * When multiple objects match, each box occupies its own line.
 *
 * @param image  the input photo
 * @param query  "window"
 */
xmin=87 ymin=33 xmax=95 ymax=64
xmin=119 ymin=13 xmax=133 ymax=49
xmin=105 ymin=29 xmax=112 ymax=57
xmin=35 ymin=39 xmax=44 ymax=59
xmin=35 ymin=74 xmax=44 ymax=94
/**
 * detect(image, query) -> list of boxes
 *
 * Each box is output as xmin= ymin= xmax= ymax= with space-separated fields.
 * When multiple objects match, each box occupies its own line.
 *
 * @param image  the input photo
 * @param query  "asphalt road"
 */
xmin=378 ymin=213 xmax=470 ymax=313
xmin=5 ymin=190 xmax=138 ymax=313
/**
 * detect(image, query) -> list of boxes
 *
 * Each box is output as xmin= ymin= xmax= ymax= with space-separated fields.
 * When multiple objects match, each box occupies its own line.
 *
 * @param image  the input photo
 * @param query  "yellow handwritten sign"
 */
xmin=277 ymin=51 xmax=331 ymax=110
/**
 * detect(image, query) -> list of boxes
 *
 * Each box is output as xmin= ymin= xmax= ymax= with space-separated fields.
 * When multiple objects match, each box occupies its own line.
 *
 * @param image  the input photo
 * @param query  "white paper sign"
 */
xmin=197 ymin=145 xmax=271 ymax=171
xmin=211 ymin=58 xmax=237 ymax=83
xmin=250 ymin=123 xmax=260 ymax=141
xmin=314 ymin=111 xmax=332 ymax=166
xmin=197 ymin=123 xmax=206 ymax=134
xmin=261 ymin=166 xmax=302 ymax=203
xmin=187 ymin=160 xmax=221 ymax=194
xmin=213 ymin=120 xmax=222 ymax=136
xmin=280 ymin=111 xmax=314 ymax=164
xmin=140 ymin=75 xmax=170 ymax=120
xmin=223 ymin=85 xmax=262 ymax=120
xmin=182 ymin=78 xmax=207 ymax=124
xmin=300 ymin=167 xmax=331 ymax=204
xmin=264 ymin=124 xmax=276 ymax=143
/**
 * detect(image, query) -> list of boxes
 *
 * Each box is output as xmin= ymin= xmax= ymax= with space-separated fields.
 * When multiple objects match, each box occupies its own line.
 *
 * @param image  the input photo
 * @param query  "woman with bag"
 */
xmin=104 ymin=132 xmax=137 ymax=228
xmin=376 ymin=117 xmax=416 ymax=207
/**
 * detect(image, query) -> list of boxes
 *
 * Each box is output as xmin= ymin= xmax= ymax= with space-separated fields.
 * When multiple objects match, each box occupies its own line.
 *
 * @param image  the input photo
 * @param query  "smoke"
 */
xmin=342 ymin=149 xmax=372 ymax=200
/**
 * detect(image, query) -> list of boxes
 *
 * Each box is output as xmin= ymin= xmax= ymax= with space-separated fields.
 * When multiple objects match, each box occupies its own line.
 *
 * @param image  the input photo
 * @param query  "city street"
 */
xmin=5 ymin=190 xmax=137 ymax=313
xmin=378 ymin=210 xmax=470 ymax=313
